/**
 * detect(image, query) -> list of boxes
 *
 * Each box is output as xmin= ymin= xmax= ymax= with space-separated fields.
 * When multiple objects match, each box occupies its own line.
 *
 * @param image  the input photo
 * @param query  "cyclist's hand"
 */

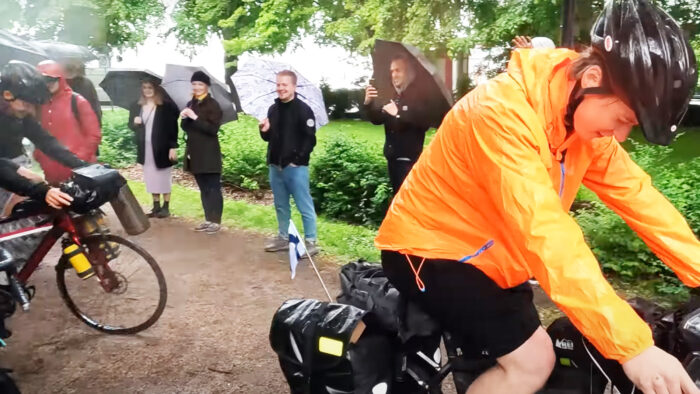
xmin=622 ymin=345 xmax=699 ymax=394
xmin=45 ymin=187 xmax=73 ymax=209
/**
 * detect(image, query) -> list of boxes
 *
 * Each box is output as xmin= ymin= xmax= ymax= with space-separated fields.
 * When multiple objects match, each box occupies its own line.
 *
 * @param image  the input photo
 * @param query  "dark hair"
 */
xmin=391 ymin=53 xmax=412 ymax=67
xmin=277 ymin=70 xmax=297 ymax=85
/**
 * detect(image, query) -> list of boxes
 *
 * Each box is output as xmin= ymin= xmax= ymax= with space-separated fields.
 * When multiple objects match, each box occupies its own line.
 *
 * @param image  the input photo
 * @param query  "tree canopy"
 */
xmin=0 ymin=0 xmax=165 ymax=53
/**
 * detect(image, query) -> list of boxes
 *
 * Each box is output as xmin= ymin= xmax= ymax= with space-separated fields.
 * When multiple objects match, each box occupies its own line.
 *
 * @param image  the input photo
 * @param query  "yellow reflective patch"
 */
xmin=318 ymin=336 xmax=343 ymax=357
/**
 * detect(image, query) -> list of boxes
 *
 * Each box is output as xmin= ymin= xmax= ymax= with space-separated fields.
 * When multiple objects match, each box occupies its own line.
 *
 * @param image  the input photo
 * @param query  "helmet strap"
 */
xmin=565 ymin=81 xmax=612 ymax=131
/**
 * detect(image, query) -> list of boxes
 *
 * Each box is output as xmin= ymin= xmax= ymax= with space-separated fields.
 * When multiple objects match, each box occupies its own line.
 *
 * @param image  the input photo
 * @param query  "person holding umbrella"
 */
xmin=128 ymin=78 xmax=179 ymax=218
xmin=180 ymin=71 xmax=224 ymax=234
xmin=364 ymin=53 xmax=441 ymax=195
xmin=258 ymin=70 xmax=319 ymax=256
xmin=375 ymin=1 xmax=699 ymax=393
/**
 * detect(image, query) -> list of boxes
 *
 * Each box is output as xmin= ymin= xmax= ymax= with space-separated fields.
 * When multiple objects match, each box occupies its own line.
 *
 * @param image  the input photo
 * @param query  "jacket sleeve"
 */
xmin=296 ymin=104 xmax=317 ymax=161
xmin=582 ymin=138 xmax=700 ymax=287
xmin=75 ymin=95 xmax=101 ymax=160
xmin=23 ymin=117 xmax=86 ymax=169
xmin=184 ymin=99 xmax=222 ymax=137
xmin=128 ymin=103 xmax=144 ymax=132
xmin=464 ymin=101 xmax=653 ymax=363
xmin=0 ymin=159 xmax=50 ymax=201
xmin=259 ymin=105 xmax=273 ymax=142
xmin=165 ymin=102 xmax=179 ymax=149
xmin=363 ymin=102 xmax=386 ymax=125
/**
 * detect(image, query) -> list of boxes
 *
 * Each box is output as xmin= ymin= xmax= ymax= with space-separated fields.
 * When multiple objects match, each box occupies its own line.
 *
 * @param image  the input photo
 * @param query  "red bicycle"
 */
xmin=0 ymin=198 xmax=167 ymax=334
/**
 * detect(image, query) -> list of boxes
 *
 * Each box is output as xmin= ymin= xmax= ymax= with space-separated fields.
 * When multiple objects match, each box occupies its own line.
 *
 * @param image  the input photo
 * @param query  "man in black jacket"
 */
xmin=364 ymin=53 xmax=433 ymax=194
xmin=259 ymin=70 xmax=319 ymax=256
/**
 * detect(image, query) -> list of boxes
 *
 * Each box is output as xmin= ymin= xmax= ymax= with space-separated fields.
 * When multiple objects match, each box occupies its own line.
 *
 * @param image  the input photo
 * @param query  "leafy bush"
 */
xmin=99 ymin=109 xmax=137 ymax=168
xmin=218 ymin=116 xmax=269 ymax=189
xmin=310 ymin=136 xmax=391 ymax=226
xmin=574 ymin=140 xmax=699 ymax=294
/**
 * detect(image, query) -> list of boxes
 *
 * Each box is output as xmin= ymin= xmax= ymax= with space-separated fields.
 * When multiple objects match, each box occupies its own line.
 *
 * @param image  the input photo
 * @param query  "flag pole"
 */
xmin=307 ymin=253 xmax=332 ymax=302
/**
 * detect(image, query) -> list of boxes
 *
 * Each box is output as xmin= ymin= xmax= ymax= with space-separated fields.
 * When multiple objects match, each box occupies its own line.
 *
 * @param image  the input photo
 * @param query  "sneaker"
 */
xmin=205 ymin=223 xmax=221 ymax=234
xmin=301 ymin=240 xmax=320 ymax=258
xmin=265 ymin=236 xmax=289 ymax=252
xmin=194 ymin=222 xmax=212 ymax=232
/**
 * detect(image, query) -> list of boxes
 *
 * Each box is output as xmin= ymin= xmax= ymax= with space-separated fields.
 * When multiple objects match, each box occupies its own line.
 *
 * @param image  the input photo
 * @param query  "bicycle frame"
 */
xmin=0 ymin=209 xmax=115 ymax=292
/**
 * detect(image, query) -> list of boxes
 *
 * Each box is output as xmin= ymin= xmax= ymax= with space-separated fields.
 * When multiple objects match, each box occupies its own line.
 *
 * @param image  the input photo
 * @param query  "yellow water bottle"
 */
xmin=62 ymin=242 xmax=95 ymax=279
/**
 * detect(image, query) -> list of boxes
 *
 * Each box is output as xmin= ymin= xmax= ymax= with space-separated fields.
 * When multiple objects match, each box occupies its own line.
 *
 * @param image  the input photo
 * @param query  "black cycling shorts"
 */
xmin=381 ymin=250 xmax=541 ymax=359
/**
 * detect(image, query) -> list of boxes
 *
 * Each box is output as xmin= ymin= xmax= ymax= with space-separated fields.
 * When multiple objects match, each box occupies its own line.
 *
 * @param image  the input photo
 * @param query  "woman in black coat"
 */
xmin=179 ymin=71 xmax=224 ymax=234
xmin=128 ymin=80 xmax=179 ymax=218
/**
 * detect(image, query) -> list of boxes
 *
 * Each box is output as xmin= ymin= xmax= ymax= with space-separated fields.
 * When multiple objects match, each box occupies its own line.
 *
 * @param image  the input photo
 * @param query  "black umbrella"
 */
xmin=161 ymin=64 xmax=238 ymax=125
xmin=0 ymin=30 xmax=48 ymax=66
xmin=99 ymin=69 xmax=170 ymax=109
xmin=371 ymin=39 xmax=453 ymax=128
xmin=33 ymin=40 xmax=97 ymax=62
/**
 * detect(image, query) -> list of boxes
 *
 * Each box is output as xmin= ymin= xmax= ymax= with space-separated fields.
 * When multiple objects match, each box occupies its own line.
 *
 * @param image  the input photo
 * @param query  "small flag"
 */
xmin=288 ymin=219 xmax=307 ymax=279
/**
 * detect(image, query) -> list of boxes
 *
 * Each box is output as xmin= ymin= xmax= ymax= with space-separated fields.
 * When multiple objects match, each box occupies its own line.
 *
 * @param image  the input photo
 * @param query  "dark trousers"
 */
xmin=387 ymin=158 xmax=416 ymax=194
xmin=194 ymin=173 xmax=223 ymax=224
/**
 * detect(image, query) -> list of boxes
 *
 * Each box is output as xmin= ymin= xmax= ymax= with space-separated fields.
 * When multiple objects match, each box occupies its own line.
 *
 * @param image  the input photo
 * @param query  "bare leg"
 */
xmin=466 ymin=327 xmax=555 ymax=394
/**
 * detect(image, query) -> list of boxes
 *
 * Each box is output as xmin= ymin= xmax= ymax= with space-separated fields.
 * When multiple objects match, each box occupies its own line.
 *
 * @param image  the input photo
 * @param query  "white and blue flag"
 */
xmin=288 ymin=220 xmax=307 ymax=279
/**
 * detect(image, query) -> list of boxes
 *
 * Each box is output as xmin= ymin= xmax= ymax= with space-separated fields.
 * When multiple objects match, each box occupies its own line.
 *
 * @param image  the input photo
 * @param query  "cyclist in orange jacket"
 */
xmin=376 ymin=1 xmax=700 ymax=393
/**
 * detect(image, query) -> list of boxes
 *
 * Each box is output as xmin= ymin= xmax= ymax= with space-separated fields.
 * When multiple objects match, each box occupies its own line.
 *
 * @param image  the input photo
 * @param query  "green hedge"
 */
xmin=574 ymin=141 xmax=699 ymax=294
xmin=310 ymin=136 xmax=392 ymax=226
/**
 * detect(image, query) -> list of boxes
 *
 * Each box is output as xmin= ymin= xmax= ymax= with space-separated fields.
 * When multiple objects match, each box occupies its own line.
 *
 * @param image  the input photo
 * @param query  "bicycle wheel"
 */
xmin=56 ymin=234 xmax=167 ymax=334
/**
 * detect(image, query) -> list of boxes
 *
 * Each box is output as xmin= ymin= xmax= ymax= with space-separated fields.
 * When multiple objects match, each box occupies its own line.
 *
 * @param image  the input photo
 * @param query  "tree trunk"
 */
xmin=456 ymin=50 xmax=471 ymax=98
xmin=561 ymin=0 xmax=576 ymax=48
xmin=221 ymin=30 xmax=242 ymax=113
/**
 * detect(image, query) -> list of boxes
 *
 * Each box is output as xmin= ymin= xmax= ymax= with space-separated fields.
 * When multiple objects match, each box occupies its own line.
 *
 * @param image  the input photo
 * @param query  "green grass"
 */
xmin=128 ymin=180 xmax=380 ymax=263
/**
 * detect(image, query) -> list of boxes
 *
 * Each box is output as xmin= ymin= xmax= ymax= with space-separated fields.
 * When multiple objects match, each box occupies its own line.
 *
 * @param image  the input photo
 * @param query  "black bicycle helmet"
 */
xmin=0 ymin=60 xmax=50 ymax=105
xmin=590 ymin=0 xmax=697 ymax=145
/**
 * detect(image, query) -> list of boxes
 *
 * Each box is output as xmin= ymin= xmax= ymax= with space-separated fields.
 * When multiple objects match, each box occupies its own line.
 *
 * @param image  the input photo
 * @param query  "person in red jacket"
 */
xmin=35 ymin=60 xmax=101 ymax=184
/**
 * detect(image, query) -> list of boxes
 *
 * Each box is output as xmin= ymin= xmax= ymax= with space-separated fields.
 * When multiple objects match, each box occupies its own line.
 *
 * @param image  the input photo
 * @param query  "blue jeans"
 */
xmin=269 ymin=165 xmax=317 ymax=240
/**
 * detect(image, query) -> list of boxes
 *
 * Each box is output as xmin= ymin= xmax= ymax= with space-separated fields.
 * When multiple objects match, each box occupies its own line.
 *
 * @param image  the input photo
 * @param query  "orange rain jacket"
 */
xmin=375 ymin=49 xmax=700 ymax=362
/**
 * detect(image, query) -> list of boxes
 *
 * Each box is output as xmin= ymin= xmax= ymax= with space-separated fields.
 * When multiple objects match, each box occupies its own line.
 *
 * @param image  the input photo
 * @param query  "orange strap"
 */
xmin=404 ymin=254 xmax=427 ymax=292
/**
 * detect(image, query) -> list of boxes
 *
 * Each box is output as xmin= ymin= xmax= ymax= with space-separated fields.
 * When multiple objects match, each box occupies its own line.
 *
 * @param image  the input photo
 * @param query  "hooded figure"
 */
xmin=35 ymin=60 xmax=100 ymax=184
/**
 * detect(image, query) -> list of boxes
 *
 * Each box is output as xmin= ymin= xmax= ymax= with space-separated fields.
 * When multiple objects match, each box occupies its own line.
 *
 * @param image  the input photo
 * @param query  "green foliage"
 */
xmin=172 ymin=0 xmax=315 ymax=57
xmin=218 ymin=116 xmax=269 ymax=189
xmin=574 ymin=140 xmax=700 ymax=295
xmin=310 ymin=136 xmax=391 ymax=226
xmin=1 ymin=0 xmax=164 ymax=52
xmin=99 ymin=109 xmax=136 ymax=168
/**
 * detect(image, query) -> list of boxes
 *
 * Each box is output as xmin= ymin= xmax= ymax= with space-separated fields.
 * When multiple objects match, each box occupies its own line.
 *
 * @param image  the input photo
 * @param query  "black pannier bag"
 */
xmin=65 ymin=165 xmax=150 ymax=235
xmin=62 ymin=164 xmax=125 ymax=214
xmin=271 ymin=299 xmax=397 ymax=394
xmin=336 ymin=261 xmax=443 ymax=393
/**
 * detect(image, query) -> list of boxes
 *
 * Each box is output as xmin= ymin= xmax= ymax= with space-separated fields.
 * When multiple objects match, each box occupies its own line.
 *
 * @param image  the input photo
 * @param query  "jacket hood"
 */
xmin=37 ymin=61 xmax=71 ymax=95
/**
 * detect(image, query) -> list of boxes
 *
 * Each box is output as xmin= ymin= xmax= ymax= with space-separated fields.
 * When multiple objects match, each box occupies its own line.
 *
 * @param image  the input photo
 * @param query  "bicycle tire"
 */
xmin=56 ymin=234 xmax=167 ymax=334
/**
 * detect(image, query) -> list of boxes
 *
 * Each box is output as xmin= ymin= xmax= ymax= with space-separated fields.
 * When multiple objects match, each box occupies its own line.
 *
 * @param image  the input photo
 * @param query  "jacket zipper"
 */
xmin=559 ymin=150 xmax=567 ymax=198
